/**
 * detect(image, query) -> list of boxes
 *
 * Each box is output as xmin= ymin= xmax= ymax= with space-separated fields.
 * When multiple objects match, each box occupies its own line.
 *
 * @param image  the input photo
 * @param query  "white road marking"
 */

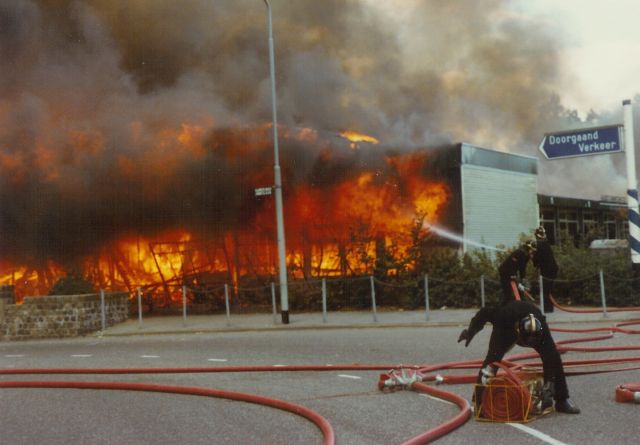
xmin=337 ymin=374 xmax=361 ymax=380
xmin=207 ymin=358 xmax=228 ymax=362
xmin=273 ymin=364 xmax=286 ymax=367
xmin=4 ymin=355 xmax=25 ymax=358
xmin=508 ymin=422 xmax=570 ymax=445
xmin=71 ymin=354 xmax=92 ymax=358
xmin=140 ymin=355 xmax=160 ymax=358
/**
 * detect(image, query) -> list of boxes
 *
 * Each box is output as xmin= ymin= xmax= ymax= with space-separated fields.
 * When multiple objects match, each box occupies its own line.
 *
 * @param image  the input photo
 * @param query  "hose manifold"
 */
xmin=378 ymin=368 xmax=423 ymax=392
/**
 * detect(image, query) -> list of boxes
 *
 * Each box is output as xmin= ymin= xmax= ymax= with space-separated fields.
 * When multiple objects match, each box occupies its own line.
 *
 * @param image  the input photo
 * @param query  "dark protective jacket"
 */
xmin=463 ymin=300 xmax=570 ymax=401
xmin=498 ymin=247 xmax=530 ymax=280
xmin=532 ymin=240 xmax=558 ymax=279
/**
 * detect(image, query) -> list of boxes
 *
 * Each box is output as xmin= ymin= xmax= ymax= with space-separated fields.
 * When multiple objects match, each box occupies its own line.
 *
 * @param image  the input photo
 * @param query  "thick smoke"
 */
xmin=0 ymin=0 xmax=637 ymax=265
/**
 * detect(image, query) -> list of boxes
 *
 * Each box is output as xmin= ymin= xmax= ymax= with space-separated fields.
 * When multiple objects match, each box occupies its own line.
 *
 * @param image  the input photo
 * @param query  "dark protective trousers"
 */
xmin=475 ymin=323 xmax=569 ymax=402
xmin=541 ymin=276 xmax=555 ymax=310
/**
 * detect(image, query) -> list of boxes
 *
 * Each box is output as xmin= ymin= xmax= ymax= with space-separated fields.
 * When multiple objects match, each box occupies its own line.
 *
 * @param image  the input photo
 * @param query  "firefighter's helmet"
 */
xmin=535 ymin=226 xmax=546 ymax=240
xmin=516 ymin=313 xmax=543 ymax=347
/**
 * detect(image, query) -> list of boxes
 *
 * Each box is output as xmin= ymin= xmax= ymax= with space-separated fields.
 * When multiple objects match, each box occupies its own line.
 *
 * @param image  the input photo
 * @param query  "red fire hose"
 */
xmin=3 ymin=317 xmax=640 ymax=444
xmin=615 ymin=383 xmax=640 ymax=403
xmin=399 ymin=382 xmax=471 ymax=445
xmin=550 ymin=295 xmax=640 ymax=313
xmin=477 ymin=363 xmax=532 ymax=422
xmin=0 ymin=380 xmax=336 ymax=445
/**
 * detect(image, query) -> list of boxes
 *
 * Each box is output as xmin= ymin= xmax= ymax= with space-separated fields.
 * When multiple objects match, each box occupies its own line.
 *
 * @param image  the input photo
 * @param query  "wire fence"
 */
xmin=126 ymin=269 xmax=640 ymax=325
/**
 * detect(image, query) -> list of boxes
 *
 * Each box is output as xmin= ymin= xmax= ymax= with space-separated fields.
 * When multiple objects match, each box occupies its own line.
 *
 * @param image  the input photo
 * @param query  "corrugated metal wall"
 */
xmin=461 ymin=164 xmax=538 ymax=252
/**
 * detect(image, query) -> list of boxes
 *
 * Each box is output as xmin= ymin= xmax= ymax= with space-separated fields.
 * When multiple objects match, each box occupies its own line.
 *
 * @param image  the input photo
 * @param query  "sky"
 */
xmin=509 ymin=0 xmax=640 ymax=114
xmin=365 ymin=0 xmax=640 ymax=199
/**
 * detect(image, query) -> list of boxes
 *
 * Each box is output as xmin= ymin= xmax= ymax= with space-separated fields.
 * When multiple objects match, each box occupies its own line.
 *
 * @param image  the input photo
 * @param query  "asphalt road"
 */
xmin=1 ymin=322 xmax=639 ymax=445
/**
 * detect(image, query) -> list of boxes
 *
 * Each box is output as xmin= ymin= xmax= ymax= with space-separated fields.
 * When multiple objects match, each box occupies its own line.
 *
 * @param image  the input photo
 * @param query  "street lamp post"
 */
xmin=263 ymin=0 xmax=289 ymax=324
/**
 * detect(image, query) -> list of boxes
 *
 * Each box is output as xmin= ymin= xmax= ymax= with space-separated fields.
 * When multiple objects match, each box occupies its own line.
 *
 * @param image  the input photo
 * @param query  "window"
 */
xmin=603 ymin=212 xmax=618 ymax=239
xmin=558 ymin=210 xmax=578 ymax=244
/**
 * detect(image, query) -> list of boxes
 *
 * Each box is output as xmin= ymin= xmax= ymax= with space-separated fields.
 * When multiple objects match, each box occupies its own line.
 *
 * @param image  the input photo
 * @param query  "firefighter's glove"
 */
xmin=458 ymin=328 xmax=473 ymax=347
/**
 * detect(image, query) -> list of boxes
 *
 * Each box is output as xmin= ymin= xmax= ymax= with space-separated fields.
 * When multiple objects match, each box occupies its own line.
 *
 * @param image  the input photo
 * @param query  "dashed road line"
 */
xmin=337 ymin=374 xmax=361 ymax=380
xmin=71 ymin=354 xmax=92 ymax=358
xmin=4 ymin=355 xmax=25 ymax=358
xmin=207 ymin=358 xmax=228 ymax=362
xmin=140 ymin=355 xmax=160 ymax=358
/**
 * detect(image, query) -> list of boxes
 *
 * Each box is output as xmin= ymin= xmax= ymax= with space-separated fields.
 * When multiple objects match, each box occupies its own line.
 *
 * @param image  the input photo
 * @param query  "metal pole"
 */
xmin=263 ymin=0 xmax=289 ymax=324
xmin=271 ymin=282 xmax=277 ymax=324
xmin=369 ymin=276 xmax=378 ymax=322
xmin=137 ymin=287 xmax=142 ymax=328
xmin=424 ymin=274 xmax=430 ymax=321
xmin=480 ymin=274 xmax=485 ymax=308
xmin=599 ymin=269 xmax=608 ymax=318
xmin=623 ymin=99 xmax=640 ymax=268
xmin=224 ymin=284 xmax=231 ymax=326
xmin=322 ymin=278 xmax=328 ymax=323
xmin=182 ymin=285 xmax=187 ymax=327
xmin=100 ymin=289 xmax=106 ymax=331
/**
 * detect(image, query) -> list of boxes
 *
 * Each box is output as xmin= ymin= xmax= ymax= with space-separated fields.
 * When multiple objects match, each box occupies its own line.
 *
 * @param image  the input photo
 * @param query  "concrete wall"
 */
xmin=0 ymin=292 xmax=129 ymax=341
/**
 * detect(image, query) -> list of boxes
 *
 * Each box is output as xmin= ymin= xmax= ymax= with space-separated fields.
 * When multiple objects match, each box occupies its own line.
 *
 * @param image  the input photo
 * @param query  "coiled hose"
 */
xmin=477 ymin=363 xmax=532 ymax=422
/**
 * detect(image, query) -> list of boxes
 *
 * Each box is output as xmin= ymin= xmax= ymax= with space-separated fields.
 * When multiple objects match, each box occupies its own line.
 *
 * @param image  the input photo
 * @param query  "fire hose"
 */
xmin=476 ymin=363 xmax=533 ymax=422
xmin=615 ymin=383 xmax=640 ymax=403
xmin=3 ymin=320 xmax=640 ymax=444
xmin=550 ymin=295 xmax=640 ymax=313
xmin=0 ymin=380 xmax=336 ymax=445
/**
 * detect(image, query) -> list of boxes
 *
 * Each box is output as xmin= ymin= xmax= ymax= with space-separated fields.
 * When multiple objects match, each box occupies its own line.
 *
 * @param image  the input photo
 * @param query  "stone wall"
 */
xmin=0 ymin=292 xmax=130 ymax=341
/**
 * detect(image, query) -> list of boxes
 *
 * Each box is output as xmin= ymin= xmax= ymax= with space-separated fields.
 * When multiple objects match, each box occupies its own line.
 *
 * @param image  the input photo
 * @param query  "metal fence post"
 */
xmin=369 ymin=276 xmax=378 ymax=322
xmin=424 ymin=274 xmax=430 ymax=321
xmin=137 ymin=287 xmax=142 ymax=328
xmin=271 ymin=282 xmax=277 ymax=324
xmin=100 ymin=289 xmax=106 ymax=332
xmin=322 ymin=278 xmax=328 ymax=323
xmin=224 ymin=284 xmax=231 ymax=326
xmin=599 ymin=269 xmax=608 ymax=318
xmin=182 ymin=285 xmax=187 ymax=327
xmin=480 ymin=275 xmax=485 ymax=308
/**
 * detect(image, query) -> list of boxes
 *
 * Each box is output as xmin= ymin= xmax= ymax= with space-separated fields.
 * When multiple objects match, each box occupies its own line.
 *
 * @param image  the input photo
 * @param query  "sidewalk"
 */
xmin=99 ymin=306 xmax=633 ymax=337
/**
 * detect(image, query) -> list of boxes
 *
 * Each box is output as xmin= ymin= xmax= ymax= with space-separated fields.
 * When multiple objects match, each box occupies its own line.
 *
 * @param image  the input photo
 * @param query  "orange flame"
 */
xmin=0 ymin=125 xmax=449 ymax=301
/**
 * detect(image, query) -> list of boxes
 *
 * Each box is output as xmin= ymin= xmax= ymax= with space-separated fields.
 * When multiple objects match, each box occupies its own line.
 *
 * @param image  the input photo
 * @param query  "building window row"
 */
xmin=539 ymin=201 xmax=627 ymax=246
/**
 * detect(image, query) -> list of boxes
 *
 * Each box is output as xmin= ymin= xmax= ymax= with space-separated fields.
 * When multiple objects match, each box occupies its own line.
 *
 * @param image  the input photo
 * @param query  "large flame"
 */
xmin=339 ymin=130 xmax=380 ymax=150
xmin=0 ymin=125 xmax=449 ymax=302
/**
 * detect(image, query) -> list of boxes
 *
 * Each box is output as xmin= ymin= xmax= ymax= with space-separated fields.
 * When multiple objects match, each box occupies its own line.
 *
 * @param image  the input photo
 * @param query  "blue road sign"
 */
xmin=539 ymin=124 xmax=623 ymax=159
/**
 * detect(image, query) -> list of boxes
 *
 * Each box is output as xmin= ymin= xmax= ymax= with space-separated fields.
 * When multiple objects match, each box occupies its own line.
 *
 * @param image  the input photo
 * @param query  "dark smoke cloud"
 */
xmin=0 ymin=0 xmax=637 ymax=265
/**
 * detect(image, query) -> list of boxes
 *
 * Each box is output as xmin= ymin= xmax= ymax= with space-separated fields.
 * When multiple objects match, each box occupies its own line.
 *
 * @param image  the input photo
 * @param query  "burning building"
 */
xmin=0 ymin=1 xmax=585 ymax=304
xmin=0 ymin=123 xmax=456 ymax=302
xmin=1 ymin=122 xmax=539 ymax=304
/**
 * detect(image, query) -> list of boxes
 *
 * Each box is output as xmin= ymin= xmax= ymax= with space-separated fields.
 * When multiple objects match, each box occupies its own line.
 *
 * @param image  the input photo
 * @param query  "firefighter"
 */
xmin=457 ymin=300 xmax=580 ymax=414
xmin=498 ymin=241 xmax=535 ymax=304
xmin=532 ymin=226 xmax=558 ymax=313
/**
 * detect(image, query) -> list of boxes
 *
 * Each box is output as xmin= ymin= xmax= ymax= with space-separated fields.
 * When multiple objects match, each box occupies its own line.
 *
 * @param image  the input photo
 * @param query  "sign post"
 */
xmin=623 ymin=99 xmax=640 ymax=269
